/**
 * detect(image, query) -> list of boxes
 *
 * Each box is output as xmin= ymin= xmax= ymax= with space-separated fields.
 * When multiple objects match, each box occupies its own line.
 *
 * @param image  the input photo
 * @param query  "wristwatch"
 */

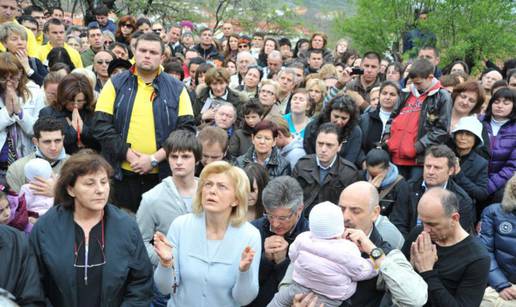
xmin=150 ymin=155 xmax=159 ymax=168
xmin=369 ymin=247 xmax=384 ymax=260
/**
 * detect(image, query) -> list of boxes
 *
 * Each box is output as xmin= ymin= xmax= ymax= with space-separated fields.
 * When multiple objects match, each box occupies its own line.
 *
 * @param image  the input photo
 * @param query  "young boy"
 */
xmin=228 ymin=101 xmax=264 ymax=159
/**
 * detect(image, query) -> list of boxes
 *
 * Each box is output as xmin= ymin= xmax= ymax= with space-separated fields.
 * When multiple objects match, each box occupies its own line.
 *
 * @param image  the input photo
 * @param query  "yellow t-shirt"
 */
xmin=0 ymin=22 xmax=39 ymax=57
xmin=38 ymin=42 xmax=83 ymax=69
xmin=95 ymin=73 xmax=193 ymax=172
xmin=35 ymin=32 xmax=44 ymax=45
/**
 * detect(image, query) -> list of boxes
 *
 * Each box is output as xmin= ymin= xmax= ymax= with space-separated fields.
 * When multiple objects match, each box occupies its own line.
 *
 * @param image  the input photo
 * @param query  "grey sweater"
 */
xmin=136 ymin=176 xmax=198 ymax=267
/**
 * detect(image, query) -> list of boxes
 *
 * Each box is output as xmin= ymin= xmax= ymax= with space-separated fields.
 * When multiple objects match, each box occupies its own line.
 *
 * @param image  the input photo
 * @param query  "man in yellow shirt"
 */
xmin=93 ymin=32 xmax=195 ymax=212
xmin=23 ymin=5 xmax=46 ymax=45
xmin=0 ymin=0 xmax=39 ymax=56
xmin=38 ymin=18 xmax=83 ymax=69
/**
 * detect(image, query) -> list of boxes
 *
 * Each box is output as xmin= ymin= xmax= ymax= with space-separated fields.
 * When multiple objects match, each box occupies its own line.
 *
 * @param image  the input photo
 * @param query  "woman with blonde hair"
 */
xmin=306 ymin=78 xmax=326 ymax=117
xmin=154 ymin=161 xmax=261 ymax=306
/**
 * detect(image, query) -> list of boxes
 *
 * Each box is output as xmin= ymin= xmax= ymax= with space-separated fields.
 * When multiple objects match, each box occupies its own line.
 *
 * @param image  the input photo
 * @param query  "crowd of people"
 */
xmin=0 ymin=1 xmax=515 ymax=306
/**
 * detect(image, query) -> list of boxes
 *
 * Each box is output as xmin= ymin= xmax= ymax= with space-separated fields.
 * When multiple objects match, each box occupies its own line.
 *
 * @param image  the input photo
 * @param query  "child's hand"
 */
xmin=239 ymin=246 xmax=255 ymax=272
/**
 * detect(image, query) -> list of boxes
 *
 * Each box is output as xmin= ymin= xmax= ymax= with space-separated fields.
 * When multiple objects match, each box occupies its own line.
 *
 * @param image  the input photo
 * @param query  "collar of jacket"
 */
xmin=243 ymin=146 xmax=282 ymax=166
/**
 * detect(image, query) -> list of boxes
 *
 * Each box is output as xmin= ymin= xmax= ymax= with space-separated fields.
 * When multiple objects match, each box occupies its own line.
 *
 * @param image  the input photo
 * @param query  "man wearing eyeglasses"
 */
xmin=152 ymin=22 xmax=166 ymax=42
xmin=248 ymin=176 xmax=309 ymax=307
xmin=80 ymin=26 xmax=104 ymax=67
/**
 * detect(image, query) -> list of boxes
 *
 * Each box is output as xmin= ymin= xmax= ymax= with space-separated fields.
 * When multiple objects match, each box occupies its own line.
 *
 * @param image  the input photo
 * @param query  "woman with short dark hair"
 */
xmin=29 ymin=150 xmax=153 ymax=306
xmin=39 ymin=74 xmax=100 ymax=153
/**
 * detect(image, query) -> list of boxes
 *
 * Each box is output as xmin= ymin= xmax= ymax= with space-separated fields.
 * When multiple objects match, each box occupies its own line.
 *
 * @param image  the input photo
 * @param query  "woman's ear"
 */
xmin=66 ymin=185 xmax=75 ymax=198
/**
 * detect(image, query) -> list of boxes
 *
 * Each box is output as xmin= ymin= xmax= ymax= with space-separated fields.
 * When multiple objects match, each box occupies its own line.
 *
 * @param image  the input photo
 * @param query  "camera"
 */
xmin=350 ymin=67 xmax=364 ymax=75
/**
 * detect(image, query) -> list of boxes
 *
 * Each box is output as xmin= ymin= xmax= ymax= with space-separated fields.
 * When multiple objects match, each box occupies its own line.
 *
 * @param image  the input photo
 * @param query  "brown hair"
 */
xmin=55 ymin=149 xmax=113 ymax=210
xmin=205 ymin=67 xmax=230 ymax=86
xmin=0 ymin=53 xmax=30 ymax=101
xmin=451 ymin=80 xmax=485 ymax=115
xmin=310 ymin=32 xmax=328 ymax=48
xmin=115 ymin=15 xmax=136 ymax=40
xmin=55 ymin=74 xmax=95 ymax=112
xmin=197 ymin=126 xmax=229 ymax=150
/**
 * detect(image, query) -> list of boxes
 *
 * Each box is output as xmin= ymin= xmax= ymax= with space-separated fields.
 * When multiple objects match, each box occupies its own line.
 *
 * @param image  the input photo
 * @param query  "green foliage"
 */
xmin=333 ymin=0 xmax=516 ymax=71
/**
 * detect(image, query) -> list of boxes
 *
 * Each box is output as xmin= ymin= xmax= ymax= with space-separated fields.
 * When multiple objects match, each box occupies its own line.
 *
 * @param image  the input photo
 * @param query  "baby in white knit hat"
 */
xmin=19 ymin=158 xmax=54 ymax=221
xmin=267 ymin=201 xmax=378 ymax=307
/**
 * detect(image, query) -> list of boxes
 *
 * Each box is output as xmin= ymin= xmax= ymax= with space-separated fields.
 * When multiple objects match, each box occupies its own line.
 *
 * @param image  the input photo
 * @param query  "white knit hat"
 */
xmin=451 ymin=115 xmax=484 ymax=144
xmin=24 ymin=158 xmax=53 ymax=182
xmin=309 ymin=201 xmax=344 ymax=239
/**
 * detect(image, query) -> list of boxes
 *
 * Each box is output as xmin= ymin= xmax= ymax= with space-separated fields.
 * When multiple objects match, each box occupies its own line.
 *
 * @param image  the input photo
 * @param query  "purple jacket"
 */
xmin=289 ymin=231 xmax=377 ymax=300
xmin=483 ymin=119 xmax=516 ymax=194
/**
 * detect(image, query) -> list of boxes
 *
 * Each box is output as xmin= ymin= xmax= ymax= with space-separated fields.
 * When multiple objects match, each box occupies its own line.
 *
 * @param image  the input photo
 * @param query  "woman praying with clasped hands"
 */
xmin=153 ymin=161 xmax=262 ymax=307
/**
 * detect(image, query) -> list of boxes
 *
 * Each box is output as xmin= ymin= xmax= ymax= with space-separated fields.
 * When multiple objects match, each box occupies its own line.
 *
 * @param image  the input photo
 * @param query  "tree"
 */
xmin=333 ymin=0 xmax=516 ymax=72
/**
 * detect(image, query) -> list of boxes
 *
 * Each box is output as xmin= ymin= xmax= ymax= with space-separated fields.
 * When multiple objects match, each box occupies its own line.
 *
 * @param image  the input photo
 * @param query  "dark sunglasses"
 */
xmin=121 ymin=24 xmax=134 ymax=28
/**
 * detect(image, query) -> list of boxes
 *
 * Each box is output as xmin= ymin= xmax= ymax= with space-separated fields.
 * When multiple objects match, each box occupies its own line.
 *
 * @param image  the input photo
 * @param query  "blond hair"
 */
xmin=192 ymin=161 xmax=250 ymax=227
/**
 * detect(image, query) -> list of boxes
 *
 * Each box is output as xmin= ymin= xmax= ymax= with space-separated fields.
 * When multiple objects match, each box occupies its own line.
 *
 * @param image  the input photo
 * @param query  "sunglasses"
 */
xmin=238 ymin=44 xmax=249 ymax=49
xmin=96 ymin=60 xmax=111 ymax=65
xmin=121 ymin=24 xmax=134 ymax=28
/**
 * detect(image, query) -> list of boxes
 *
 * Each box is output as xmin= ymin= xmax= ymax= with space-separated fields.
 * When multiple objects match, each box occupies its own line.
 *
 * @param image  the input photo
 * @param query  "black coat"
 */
xmin=390 ymin=178 xmax=475 ymax=237
xmin=359 ymin=108 xmax=384 ymax=155
xmin=293 ymin=154 xmax=359 ymax=217
xmin=247 ymin=216 xmax=310 ymax=307
xmin=0 ymin=225 xmax=45 ymax=306
xmin=39 ymin=106 xmax=100 ymax=154
xmin=303 ymin=120 xmax=363 ymax=167
xmin=29 ymin=204 xmax=153 ymax=307
xmin=454 ymin=150 xmax=489 ymax=204
xmin=193 ymin=86 xmax=248 ymax=125
xmin=28 ymin=57 xmax=48 ymax=86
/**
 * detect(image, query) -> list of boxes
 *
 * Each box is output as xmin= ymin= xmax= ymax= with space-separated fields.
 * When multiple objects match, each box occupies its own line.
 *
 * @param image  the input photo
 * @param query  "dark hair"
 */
xmin=380 ymin=80 xmax=401 ymax=95
xmin=55 ymin=150 xmax=113 ymax=210
xmin=246 ymin=65 xmax=263 ymax=81
xmin=135 ymin=17 xmax=152 ymax=29
xmin=33 ymin=116 xmax=65 ymax=138
xmin=440 ymin=74 xmax=461 ymax=89
xmin=93 ymin=5 xmax=109 ymax=16
xmin=204 ymin=66 xmax=227 ymax=86
xmin=43 ymin=18 xmax=63 ymax=33
xmin=363 ymin=51 xmax=381 ymax=63
xmin=502 ymin=59 xmax=516 ymax=79
xmin=316 ymin=122 xmax=342 ymax=143
xmin=163 ymin=60 xmax=185 ymax=80
xmin=278 ymin=37 xmax=291 ymax=48
xmin=444 ymin=60 xmax=470 ymax=75
xmin=56 ymin=74 xmax=95 ymax=112
xmin=507 ymin=68 xmax=516 ymax=82
xmin=23 ymin=5 xmax=44 ymax=15
xmin=365 ymin=148 xmax=391 ymax=168
xmin=318 ymin=94 xmax=359 ymax=139
xmin=484 ymin=87 xmax=516 ymax=122
xmin=135 ymin=32 xmax=164 ymax=54
xmin=163 ymin=130 xmax=202 ymax=161
xmin=47 ymin=47 xmax=75 ymax=71
xmin=293 ymin=38 xmax=309 ymax=58
xmin=188 ymin=57 xmax=205 ymax=69
xmin=253 ymin=120 xmax=278 ymax=138
xmin=492 ymin=80 xmax=509 ymax=93
xmin=108 ymin=58 xmax=132 ymax=76
xmin=87 ymin=25 xmax=101 ymax=36
xmin=18 ymin=15 xmax=38 ymax=29
xmin=243 ymin=101 xmax=264 ymax=116
xmin=408 ymin=58 xmax=434 ymax=79
xmin=49 ymin=7 xmax=64 ymax=15
xmin=425 ymin=145 xmax=457 ymax=169
xmin=244 ymin=162 xmax=269 ymax=218
xmin=307 ymin=48 xmax=323 ymax=57
xmin=197 ymin=126 xmax=229 ymax=150
xmin=109 ymin=42 xmax=128 ymax=54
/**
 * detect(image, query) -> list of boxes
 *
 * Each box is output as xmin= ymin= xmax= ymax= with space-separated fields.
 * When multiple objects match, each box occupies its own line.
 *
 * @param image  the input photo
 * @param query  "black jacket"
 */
xmin=29 ymin=204 xmax=153 ymax=307
xmin=454 ymin=149 xmax=489 ymax=205
xmin=39 ymin=106 xmax=100 ymax=154
xmin=247 ymin=216 xmax=310 ymax=307
xmin=228 ymin=126 xmax=253 ymax=160
xmin=390 ymin=178 xmax=475 ymax=237
xmin=0 ymin=225 xmax=45 ymax=306
xmin=92 ymin=69 xmax=195 ymax=180
xmin=235 ymin=147 xmax=291 ymax=178
xmin=304 ymin=121 xmax=363 ymax=167
xmin=359 ymin=108 xmax=384 ymax=155
xmin=293 ymin=154 xmax=359 ymax=217
xmin=192 ymin=43 xmax=221 ymax=60
xmin=28 ymin=57 xmax=48 ymax=86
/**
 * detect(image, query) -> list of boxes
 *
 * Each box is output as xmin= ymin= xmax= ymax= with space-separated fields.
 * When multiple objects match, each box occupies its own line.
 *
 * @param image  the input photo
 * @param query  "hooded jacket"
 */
xmin=229 ymin=125 xmax=254 ymax=160
xmin=279 ymin=138 xmax=306 ymax=171
xmin=385 ymin=79 xmax=452 ymax=165
xmin=478 ymin=180 xmax=516 ymax=292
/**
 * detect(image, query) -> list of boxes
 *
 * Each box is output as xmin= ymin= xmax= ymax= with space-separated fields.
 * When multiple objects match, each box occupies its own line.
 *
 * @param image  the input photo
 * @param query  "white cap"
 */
xmin=452 ymin=115 xmax=484 ymax=144
xmin=24 ymin=158 xmax=53 ymax=182
xmin=309 ymin=201 xmax=344 ymax=239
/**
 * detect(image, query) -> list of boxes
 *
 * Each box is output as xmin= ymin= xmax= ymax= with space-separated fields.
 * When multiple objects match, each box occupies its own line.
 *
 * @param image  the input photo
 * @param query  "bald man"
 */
xmin=402 ymin=188 xmax=490 ymax=307
xmin=280 ymin=182 xmax=427 ymax=307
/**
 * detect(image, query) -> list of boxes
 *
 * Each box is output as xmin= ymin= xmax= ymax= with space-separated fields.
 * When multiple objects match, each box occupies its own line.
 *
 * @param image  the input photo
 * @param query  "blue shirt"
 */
xmin=283 ymin=113 xmax=310 ymax=139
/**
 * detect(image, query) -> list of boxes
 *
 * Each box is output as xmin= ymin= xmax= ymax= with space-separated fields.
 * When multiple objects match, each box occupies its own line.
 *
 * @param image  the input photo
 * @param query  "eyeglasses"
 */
xmin=95 ymin=60 xmax=111 ymax=65
xmin=121 ymin=24 xmax=134 ymax=28
xmin=74 ymin=218 xmax=106 ymax=285
xmin=238 ymin=44 xmax=249 ymax=49
xmin=0 ymin=74 xmax=22 ymax=83
xmin=263 ymin=211 xmax=295 ymax=222
xmin=153 ymin=28 xmax=163 ymax=33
